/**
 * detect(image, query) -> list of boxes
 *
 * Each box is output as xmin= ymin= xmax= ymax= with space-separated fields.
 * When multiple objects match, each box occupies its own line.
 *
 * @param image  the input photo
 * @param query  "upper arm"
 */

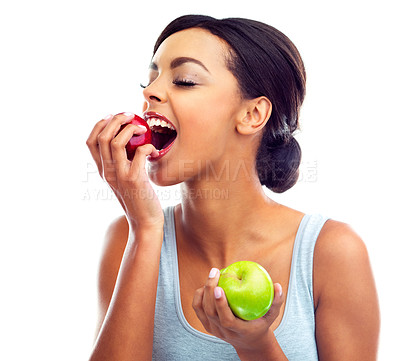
xmin=313 ymin=220 xmax=380 ymax=361
xmin=94 ymin=215 xmax=130 ymax=339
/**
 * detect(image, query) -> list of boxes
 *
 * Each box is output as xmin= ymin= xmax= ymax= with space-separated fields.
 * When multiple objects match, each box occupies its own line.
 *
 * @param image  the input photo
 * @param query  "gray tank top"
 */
xmin=152 ymin=206 xmax=328 ymax=360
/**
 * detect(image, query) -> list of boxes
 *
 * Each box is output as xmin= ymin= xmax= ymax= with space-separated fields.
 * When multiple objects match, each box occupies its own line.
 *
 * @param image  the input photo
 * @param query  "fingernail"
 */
xmin=104 ymin=114 xmax=113 ymax=121
xmin=214 ymin=287 xmax=223 ymax=299
xmin=209 ymin=268 xmax=218 ymax=278
xmin=277 ymin=284 xmax=283 ymax=297
xmin=123 ymin=112 xmax=134 ymax=117
xmin=137 ymin=125 xmax=147 ymax=130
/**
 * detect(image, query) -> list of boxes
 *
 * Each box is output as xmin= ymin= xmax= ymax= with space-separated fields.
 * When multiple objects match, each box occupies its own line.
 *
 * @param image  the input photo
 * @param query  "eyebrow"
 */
xmin=149 ymin=57 xmax=210 ymax=73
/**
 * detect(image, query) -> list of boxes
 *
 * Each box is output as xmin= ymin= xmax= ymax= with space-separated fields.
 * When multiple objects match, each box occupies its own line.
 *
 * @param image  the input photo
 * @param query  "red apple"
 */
xmin=117 ymin=114 xmax=152 ymax=160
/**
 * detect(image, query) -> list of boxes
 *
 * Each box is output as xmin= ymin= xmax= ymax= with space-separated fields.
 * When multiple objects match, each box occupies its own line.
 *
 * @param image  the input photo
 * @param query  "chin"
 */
xmin=147 ymin=162 xmax=183 ymax=187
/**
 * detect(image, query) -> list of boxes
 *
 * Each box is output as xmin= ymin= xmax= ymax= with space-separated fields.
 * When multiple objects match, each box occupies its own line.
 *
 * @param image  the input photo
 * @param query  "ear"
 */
xmin=236 ymin=97 xmax=272 ymax=135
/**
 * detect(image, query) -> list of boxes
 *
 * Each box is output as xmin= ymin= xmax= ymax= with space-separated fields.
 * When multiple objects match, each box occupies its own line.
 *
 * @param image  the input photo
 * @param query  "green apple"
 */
xmin=217 ymin=261 xmax=274 ymax=321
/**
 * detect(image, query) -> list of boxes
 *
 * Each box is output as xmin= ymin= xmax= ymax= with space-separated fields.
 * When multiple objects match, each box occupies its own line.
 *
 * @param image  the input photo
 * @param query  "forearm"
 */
xmin=235 ymin=329 xmax=288 ymax=361
xmin=90 ymin=226 xmax=163 ymax=361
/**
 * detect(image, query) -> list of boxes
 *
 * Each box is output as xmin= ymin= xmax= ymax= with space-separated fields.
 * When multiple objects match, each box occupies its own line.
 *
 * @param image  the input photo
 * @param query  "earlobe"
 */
xmin=236 ymin=97 xmax=272 ymax=135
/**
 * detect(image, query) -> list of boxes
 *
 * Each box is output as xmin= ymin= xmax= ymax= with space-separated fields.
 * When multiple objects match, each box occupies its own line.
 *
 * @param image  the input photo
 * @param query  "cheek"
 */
xmin=177 ymin=90 xmax=238 ymax=136
xmin=204 ymin=86 xmax=241 ymax=124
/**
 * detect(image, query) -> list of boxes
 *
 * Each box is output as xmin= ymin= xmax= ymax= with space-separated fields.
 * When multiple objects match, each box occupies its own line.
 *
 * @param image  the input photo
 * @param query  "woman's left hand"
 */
xmin=192 ymin=268 xmax=285 ymax=357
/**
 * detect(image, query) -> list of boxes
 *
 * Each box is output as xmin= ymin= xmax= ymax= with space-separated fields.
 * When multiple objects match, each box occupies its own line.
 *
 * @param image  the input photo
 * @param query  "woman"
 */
xmin=86 ymin=15 xmax=380 ymax=361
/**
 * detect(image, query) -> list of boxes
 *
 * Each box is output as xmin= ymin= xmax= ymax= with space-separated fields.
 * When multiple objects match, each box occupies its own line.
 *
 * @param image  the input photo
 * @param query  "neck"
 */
xmin=175 ymin=161 xmax=278 ymax=267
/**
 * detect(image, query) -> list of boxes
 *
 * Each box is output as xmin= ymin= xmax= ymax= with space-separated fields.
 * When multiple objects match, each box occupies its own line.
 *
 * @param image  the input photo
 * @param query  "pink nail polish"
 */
xmin=278 ymin=284 xmax=283 ymax=297
xmin=214 ymin=287 xmax=222 ymax=299
xmin=209 ymin=268 xmax=218 ymax=278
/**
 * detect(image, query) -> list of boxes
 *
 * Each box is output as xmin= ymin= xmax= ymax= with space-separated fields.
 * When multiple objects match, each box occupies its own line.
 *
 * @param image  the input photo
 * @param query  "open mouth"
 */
xmin=145 ymin=113 xmax=177 ymax=151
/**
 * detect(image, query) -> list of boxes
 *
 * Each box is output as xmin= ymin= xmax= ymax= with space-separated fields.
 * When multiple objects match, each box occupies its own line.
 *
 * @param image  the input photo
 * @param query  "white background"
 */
xmin=0 ymin=0 xmax=398 ymax=360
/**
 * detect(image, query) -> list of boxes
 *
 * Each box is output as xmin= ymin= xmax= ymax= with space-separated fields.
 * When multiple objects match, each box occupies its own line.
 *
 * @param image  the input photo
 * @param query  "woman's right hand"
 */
xmin=86 ymin=112 xmax=164 ymax=230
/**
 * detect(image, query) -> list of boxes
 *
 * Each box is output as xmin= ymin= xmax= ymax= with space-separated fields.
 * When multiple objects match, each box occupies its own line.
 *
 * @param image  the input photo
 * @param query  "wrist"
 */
xmin=127 ymin=217 xmax=164 ymax=235
xmin=123 ymin=224 xmax=164 ymax=262
xmin=128 ymin=222 xmax=164 ymax=243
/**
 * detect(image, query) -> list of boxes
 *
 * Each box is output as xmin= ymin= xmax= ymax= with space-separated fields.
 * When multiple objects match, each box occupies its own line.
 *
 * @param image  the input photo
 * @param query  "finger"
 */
xmin=87 ymin=114 xmax=113 ymax=146
xmin=202 ymin=268 xmax=220 ymax=319
xmin=111 ymin=123 xmax=148 ymax=163
xmin=101 ymin=112 xmax=136 ymax=138
xmin=133 ymin=143 xmax=159 ymax=163
xmin=86 ymin=114 xmax=113 ymax=173
xmin=97 ymin=113 xmax=136 ymax=157
xmin=262 ymin=283 xmax=284 ymax=321
xmin=98 ymin=113 xmax=136 ymax=176
xmin=127 ymin=143 xmax=159 ymax=180
xmin=192 ymin=287 xmax=211 ymax=332
xmin=213 ymin=287 xmax=237 ymax=330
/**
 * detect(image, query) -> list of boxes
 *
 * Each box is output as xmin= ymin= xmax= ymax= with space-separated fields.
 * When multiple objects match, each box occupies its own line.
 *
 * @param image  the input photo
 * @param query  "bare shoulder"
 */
xmin=314 ymin=219 xmax=369 ymax=266
xmin=98 ymin=215 xmax=130 ymax=298
xmin=95 ymin=215 xmax=130 ymax=336
xmin=100 ymin=215 xmax=130 ymax=264
xmin=313 ymin=219 xmax=380 ymax=360
xmin=313 ymin=219 xmax=372 ymax=302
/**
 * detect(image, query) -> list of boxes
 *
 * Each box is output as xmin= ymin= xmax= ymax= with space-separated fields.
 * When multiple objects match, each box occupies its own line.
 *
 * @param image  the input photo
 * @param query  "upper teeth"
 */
xmin=147 ymin=117 xmax=175 ymax=130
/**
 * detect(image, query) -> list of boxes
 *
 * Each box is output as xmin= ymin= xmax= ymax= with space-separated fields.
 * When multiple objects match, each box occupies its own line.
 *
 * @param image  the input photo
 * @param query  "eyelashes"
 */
xmin=140 ymin=78 xmax=197 ymax=89
xmin=172 ymin=79 xmax=197 ymax=87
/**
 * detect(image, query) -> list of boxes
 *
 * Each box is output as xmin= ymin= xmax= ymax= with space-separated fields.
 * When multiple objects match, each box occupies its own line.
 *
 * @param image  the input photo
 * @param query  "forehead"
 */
xmin=152 ymin=28 xmax=231 ymax=70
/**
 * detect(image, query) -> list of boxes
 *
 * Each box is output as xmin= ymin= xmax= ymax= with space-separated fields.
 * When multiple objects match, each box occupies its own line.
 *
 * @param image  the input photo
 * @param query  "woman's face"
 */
xmin=142 ymin=28 xmax=247 ymax=186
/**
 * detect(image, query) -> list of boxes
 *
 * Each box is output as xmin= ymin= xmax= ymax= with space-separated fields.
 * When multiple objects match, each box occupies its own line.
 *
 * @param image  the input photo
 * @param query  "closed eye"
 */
xmin=173 ymin=79 xmax=197 ymax=87
xmin=140 ymin=79 xmax=197 ymax=89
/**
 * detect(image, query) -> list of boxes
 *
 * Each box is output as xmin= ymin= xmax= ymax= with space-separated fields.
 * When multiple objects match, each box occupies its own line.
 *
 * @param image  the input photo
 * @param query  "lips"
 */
xmin=144 ymin=112 xmax=177 ymax=159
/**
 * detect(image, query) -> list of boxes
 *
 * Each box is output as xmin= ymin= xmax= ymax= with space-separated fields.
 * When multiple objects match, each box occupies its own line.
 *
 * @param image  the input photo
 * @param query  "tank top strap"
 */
xmin=294 ymin=214 xmax=329 ymax=297
xmin=162 ymin=205 xmax=177 ymax=261
xmin=292 ymin=214 xmax=328 ymax=292
xmin=274 ymin=213 xmax=329 ymax=339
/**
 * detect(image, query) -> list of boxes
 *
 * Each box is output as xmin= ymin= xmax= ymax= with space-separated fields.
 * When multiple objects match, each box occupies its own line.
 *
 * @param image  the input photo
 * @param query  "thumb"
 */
xmin=262 ymin=283 xmax=284 ymax=321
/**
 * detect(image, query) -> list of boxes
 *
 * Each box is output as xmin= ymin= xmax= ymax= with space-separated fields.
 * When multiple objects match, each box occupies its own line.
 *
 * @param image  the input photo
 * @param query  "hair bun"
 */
xmin=256 ymin=136 xmax=301 ymax=193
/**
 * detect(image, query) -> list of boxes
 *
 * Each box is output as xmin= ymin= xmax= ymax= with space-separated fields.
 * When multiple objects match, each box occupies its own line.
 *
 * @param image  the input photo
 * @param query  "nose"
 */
xmin=142 ymin=79 xmax=167 ymax=104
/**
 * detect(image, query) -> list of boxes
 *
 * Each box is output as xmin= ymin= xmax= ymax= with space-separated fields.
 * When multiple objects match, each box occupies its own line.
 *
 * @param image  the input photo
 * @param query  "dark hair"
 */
xmin=154 ymin=15 xmax=306 ymax=193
